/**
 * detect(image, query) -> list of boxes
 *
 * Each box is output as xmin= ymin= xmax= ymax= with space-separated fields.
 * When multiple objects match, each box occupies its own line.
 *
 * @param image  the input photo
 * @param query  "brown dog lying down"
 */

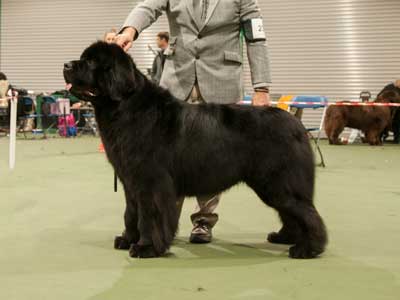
xmin=324 ymin=90 xmax=398 ymax=145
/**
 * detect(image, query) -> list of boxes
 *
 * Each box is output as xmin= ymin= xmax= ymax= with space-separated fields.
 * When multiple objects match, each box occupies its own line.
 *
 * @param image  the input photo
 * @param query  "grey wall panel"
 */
xmin=1 ymin=0 xmax=399 ymax=130
xmin=253 ymin=0 xmax=400 ymax=129
xmin=0 ymin=0 xmax=168 ymax=92
xmin=256 ymin=0 xmax=400 ymax=100
xmin=0 ymin=0 xmax=138 ymax=91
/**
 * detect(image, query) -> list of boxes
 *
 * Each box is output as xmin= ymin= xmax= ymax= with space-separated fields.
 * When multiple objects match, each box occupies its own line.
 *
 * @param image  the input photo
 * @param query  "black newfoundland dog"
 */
xmin=63 ymin=42 xmax=327 ymax=259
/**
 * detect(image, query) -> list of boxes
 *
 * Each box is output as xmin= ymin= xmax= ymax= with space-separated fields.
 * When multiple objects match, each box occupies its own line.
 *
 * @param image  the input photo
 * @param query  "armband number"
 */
xmin=242 ymin=18 xmax=266 ymax=42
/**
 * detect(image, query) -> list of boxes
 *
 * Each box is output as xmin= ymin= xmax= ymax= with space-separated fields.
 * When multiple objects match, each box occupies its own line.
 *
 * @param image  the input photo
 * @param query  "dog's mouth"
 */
xmin=65 ymin=82 xmax=98 ymax=99
xmin=84 ymin=90 xmax=97 ymax=97
xmin=64 ymin=68 xmax=98 ymax=100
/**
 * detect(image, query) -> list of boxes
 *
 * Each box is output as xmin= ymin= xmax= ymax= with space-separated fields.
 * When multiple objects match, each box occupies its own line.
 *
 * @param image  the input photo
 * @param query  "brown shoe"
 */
xmin=189 ymin=222 xmax=212 ymax=244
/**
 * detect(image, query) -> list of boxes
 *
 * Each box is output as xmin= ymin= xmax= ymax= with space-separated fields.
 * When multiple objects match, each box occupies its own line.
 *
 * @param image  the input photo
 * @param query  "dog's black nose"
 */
xmin=64 ymin=62 xmax=73 ymax=70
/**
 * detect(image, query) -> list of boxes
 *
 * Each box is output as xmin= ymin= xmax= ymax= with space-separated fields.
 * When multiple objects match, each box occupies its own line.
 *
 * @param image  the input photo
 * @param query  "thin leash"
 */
xmin=114 ymin=172 xmax=118 ymax=192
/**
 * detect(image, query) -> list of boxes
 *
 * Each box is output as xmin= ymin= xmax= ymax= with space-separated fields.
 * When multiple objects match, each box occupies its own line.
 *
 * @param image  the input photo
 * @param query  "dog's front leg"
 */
xmin=128 ymin=187 xmax=179 ymax=258
xmin=128 ymin=199 xmax=159 ymax=258
xmin=125 ymin=172 xmax=179 ymax=258
xmin=114 ymin=190 xmax=140 ymax=250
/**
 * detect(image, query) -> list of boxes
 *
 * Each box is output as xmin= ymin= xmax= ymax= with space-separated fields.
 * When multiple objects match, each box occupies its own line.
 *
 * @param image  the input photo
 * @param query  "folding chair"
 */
xmin=73 ymin=106 xmax=97 ymax=136
xmin=289 ymin=95 xmax=328 ymax=167
xmin=40 ymin=96 xmax=60 ymax=136
xmin=0 ymin=81 xmax=9 ymax=130
xmin=276 ymin=95 xmax=293 ymax=111
xmin=18 ymin=96 xmax=36 ymax=137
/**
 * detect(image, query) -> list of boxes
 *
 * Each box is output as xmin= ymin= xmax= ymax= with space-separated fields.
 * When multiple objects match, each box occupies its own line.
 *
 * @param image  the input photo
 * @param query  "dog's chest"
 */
xmin=95 ymin=109 xmax=127 ymax=171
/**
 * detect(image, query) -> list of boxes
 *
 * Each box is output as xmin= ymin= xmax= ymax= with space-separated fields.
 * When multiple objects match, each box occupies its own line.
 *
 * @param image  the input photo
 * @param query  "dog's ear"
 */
xmin=103 ymin=58 xmax=143 ymax=102
xmin=104 ymin=67 xmax=133 ymax=102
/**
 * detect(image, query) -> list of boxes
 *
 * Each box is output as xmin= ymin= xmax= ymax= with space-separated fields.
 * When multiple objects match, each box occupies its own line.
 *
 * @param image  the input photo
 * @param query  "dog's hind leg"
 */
xmin=329 ymin=124 xmax=345 ymax=145
xmin=267 ymin=211 xmax=301 ymax=245
xmin=365 ymin=130 xmax=381 ymax=145
xmin=325 ymin=111 xmax=344 ymax=144
xmin=324 ymin=121 xmax=335 ymax=145
xmin=248 ymin=166 xmax=327 ymax=258
xmin=114 ymin=190 xmax=140 ymax=250
xmin=281 ymin=202 xmax=327 ymax=259
xmin=260 ymin=192 xmax=327 ymax=259
xmin=365 ymin=131 xmax=373 ymax=145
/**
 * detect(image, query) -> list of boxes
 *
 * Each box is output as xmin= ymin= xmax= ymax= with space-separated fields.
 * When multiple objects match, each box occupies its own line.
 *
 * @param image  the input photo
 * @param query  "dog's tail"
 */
xmin=151 ymin=190 xmax=180 ymax=256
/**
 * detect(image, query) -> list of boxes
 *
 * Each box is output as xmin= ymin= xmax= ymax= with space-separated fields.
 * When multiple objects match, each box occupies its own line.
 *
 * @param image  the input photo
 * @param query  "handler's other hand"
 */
xmin=252 ymin=91 xmax=270 ymax=106
xmin=114 ymin=27 xmax=136 ymax=52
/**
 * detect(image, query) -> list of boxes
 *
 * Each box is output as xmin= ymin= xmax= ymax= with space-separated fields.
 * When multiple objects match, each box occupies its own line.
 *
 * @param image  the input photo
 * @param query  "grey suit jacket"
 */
xmin=123 ymin=0 xmax=272 ymax=104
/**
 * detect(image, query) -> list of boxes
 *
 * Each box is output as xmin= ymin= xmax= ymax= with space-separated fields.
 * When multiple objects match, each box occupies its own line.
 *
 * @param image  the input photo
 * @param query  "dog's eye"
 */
xmin=103 ymin=65 xmax=112 ymax=71
xmin=87 ymin=60 xmax=96 ymax=69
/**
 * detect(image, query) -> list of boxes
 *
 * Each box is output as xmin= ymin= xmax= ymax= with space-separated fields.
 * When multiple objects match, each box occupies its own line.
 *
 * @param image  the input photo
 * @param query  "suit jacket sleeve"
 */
xmin=240 ymin=0 xmax=272 ymax=88
xmin=122 ymin=0 xmax=169 ymax=39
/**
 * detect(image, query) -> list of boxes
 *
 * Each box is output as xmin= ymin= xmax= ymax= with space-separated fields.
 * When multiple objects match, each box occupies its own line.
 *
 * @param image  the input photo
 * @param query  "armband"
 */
xmin=241 ymin=18 xmax=266 ymax=42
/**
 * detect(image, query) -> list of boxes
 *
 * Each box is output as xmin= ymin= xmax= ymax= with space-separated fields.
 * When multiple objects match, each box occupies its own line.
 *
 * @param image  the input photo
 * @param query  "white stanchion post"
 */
xmin=8 ymin=90 xmax=18 ymax=170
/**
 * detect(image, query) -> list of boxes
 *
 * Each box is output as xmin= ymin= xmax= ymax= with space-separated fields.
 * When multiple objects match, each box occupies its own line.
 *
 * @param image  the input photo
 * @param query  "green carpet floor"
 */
xmin=0 ymin=137 xmax=399 ymax=300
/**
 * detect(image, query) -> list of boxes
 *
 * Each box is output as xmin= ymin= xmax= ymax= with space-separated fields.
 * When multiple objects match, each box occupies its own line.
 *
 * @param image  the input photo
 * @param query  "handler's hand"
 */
xmin=114 ymin=27 xmax=136 ymax=52
xmin=252 ymin=91 xmax=270 ymax=106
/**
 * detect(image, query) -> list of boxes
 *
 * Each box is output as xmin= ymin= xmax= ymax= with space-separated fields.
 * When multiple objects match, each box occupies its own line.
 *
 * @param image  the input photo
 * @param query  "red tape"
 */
xmin=267 ymin=101 xmax=400 ymax=107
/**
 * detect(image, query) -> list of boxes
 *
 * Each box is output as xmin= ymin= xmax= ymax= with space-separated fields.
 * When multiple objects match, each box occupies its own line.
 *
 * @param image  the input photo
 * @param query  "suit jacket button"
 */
xmin=195 ymin=55 xmax=200 ymax=59
xmin=198 ymin=33 xmax=203 ymax=39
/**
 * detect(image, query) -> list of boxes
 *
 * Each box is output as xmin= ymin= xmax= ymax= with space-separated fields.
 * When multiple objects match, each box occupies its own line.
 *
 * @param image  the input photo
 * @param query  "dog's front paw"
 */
xmin=289 ymin=243 xmax=322 ymax=259
xmin=114 ymin=235 xmax=131 ymax=250
xmin=129 ymin=244 xmax=158 ymax=258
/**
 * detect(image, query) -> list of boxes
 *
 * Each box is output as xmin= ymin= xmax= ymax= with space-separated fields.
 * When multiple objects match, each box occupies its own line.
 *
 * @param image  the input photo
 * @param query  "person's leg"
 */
xmin=185 ymin=83 xmax=221 ymax=243
xmin=186 ymin=82 xmax=202 ymax=104
xmin=190 ymin=194 xmax=220 ymax=243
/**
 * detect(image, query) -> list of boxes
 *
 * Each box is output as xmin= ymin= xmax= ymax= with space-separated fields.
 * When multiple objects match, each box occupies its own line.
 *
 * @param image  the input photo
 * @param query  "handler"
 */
xmin=115 ymin=0 xmax=272 ymax=243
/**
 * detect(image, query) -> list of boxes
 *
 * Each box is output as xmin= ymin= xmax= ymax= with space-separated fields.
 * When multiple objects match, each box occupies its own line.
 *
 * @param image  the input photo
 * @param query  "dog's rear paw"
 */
xmin=114 ymin=235 xmax=131 ymax=250
xmin=129 ymin=244 xmax=158 ymax=258
xmin=267 ymin=232 xmax=297 ymax=245
xmin=289 ymin=243 xmax=323 ymax=259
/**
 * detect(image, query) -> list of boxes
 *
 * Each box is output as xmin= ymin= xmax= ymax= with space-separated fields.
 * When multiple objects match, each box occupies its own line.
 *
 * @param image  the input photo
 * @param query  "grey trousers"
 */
xmin=176 ymin=84 xmax=220 ymax=228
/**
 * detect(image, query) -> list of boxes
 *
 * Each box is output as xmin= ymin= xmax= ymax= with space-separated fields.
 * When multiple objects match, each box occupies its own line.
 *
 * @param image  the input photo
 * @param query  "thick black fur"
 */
xmin=64 ymin=41 xmax=328 ymax=259
xmin=377 ymin=85 xmax=400 ymax=143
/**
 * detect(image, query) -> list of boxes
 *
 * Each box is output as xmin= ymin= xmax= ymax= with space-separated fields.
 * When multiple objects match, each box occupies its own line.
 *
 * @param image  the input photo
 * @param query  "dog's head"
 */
xmin=63 ymin=41 xmax=141 ymax=103
xmin=377 ymin=89 xmax=400 ymax=103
